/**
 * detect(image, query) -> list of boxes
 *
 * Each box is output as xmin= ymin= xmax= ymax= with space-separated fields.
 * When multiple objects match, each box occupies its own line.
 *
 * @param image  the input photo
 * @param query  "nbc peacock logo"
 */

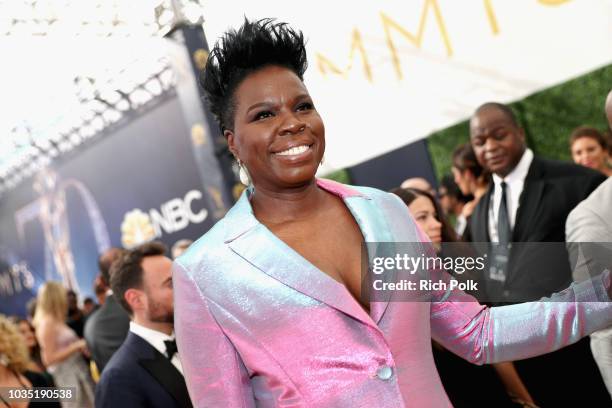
xmin=120 ymin=209 xmax=156 ymax=249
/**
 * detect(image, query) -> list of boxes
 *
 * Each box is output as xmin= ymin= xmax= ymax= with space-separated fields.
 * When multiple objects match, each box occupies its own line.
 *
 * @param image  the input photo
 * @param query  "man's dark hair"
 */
xmin=201 ymin=18 xmax=308 ymax=132
xmin=98 ymin=247 xmax=125 ymax=286
xmin=110 ymin=242 xmax=167 ymax=315
xmin=83 ymin=297 xmax=95 ymax=305
xmin=474 ymin=102 xmax=520 ymax=127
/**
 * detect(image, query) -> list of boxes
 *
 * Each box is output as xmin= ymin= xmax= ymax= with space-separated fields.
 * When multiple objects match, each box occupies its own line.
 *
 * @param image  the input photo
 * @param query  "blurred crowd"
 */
xmin=0 ymin=239 xmax=192 ymax=408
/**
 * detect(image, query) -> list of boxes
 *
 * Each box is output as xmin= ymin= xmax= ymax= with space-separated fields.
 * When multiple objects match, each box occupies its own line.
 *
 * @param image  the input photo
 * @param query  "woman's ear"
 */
xmin=225 ymin=129 xmax=237 ymax=158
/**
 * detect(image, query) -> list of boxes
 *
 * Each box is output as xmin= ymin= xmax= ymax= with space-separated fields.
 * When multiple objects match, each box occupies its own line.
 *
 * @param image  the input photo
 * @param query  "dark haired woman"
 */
xmin=174 ymin=18 xmax=612 ymax=407
xmin=392 ymin=187 xmax=536 ymax=407
xmin=569 ymin=126 xmax=612 ymax=177
xmin=451 ymin=143 xmax=490 ymax=238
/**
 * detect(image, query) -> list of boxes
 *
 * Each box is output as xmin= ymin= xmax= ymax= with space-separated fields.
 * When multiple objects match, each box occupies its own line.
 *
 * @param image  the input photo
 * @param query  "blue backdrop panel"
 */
xmin=0 ymin=95 xmax=221 ymax=317
xmin=348 ymin=139 xmax=437 ymax=192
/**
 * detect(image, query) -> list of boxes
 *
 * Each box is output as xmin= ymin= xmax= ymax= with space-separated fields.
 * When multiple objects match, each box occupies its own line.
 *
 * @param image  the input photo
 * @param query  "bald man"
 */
xmin=565 ymin=90 xmax=612 ymax=396
xmin=399 ymin=177 xmax=435 ymax=196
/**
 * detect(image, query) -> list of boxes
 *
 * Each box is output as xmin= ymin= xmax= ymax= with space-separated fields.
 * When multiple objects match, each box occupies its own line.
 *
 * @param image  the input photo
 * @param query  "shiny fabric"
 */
xmin=174 ymin=179 xmax=612 ymax=408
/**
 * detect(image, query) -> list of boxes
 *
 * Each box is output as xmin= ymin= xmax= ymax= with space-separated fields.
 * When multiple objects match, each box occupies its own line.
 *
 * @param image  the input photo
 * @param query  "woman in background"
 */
xmin=569 ymin=126 xmax=612 ymax=176
xmin=10 ymin=318 xmax=55 ymax=388
xmin=392 ymin=187 xmax=537 ymax=408
xmin=33 ymin=282 xmax=94 ymax=408
xmin=0 ymin=315 xmax=60 ymax=408
xmin=451 ymin=143 xmax=490 ymax=238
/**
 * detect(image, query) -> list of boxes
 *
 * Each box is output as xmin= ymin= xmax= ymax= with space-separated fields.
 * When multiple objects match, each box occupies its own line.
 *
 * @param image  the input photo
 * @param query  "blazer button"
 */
xmin=376 ymin=365 xmax=393 ymax=380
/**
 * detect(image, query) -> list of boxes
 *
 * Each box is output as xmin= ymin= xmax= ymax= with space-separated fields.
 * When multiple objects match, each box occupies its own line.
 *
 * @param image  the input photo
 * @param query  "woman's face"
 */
xmin=18 ymin=321 xmax=36 ymax=349
xmin=571 ymin=136 xmax=608 ymax=172
xmin=408 ymin=196 xmax=442 ymax=244
xmin=452 ymin=166 xmax=472 ymax=196
xmin=226 ymin=65 xmax=325 ymax=192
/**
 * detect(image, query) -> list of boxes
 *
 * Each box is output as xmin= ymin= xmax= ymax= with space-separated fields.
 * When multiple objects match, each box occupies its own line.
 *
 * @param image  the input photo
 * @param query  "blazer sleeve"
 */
xmin=173 ymin=261 xmax=255 ymax=408
xmin=430 ymin=267 xmax=612 ymax=365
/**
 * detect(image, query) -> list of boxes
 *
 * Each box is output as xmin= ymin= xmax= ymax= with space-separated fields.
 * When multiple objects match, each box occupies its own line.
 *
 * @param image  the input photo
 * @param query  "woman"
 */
xmin=0 ymin=315 xmax=60 ymax=408
xmin=174 ymin=19 xmax=612 ymax=407
xmin=33 ymin=282 xmax=94 ymax=408
xmin=569 ymin=126 xmax=612 ymax=176
xmin=451 ymin=143 xmax=490 ymax=237
xmin=392 ymin=187 xmax=537 ymax=408
xmin=10 ymin=318 xmax=53 ymax=385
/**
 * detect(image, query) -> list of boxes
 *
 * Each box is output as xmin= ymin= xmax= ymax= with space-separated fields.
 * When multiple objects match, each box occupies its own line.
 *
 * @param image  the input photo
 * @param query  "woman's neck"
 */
xmin=0 ymin=365 xmax=14 ymax=383
xmin=250 ymin=179 xmax=326 ymax=225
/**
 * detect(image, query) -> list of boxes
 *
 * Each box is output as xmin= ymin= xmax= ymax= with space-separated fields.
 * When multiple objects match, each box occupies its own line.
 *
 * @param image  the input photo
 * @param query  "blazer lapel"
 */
xmin=472 ymin=187 xmax=492 ymax=242
xmin=341 ymin=194 xmax=396 ymax=324
xmin=228 ymin=222 xmax=376 ymax=328
xmin=225 ymin=180 xmax=396 ymax=328
xmin=513 ymin=158 xmax=544 ymax=242
xmin=136 ymin=338 xmax=192 ymax=408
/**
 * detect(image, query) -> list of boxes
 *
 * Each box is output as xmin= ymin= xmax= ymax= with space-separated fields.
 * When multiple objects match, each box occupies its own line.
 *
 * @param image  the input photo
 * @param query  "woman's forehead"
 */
xmin=234 ymin=66 xmax=307 ymax=106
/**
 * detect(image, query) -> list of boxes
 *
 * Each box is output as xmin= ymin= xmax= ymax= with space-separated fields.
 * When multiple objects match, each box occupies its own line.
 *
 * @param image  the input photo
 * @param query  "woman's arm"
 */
xmin=37 ymin=322 xmax=85 ymax=367
xmin=430 ymin=268 xmax=612 ymax=365
xmin=173 ymin=261 xmax=256 ymax=408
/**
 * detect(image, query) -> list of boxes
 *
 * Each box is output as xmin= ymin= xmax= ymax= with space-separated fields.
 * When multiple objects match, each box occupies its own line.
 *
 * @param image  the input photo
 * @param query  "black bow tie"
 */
xmin=164 ymin=339 xmax=178 ymax=360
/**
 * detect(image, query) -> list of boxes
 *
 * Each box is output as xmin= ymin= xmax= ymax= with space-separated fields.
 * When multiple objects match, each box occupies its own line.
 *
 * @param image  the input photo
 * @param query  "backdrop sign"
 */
xmin=0 ymin=96 xmax=218 ymax=316
xmin=202 ymin=0 xmax=612 ymax=171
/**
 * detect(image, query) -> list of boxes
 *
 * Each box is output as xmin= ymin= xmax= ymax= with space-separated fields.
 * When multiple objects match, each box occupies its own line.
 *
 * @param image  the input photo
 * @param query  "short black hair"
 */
xmin=201 ymin=18 xmax=308 ymax=132
xmin=110 ymin=242 xmax=167 ymax=315
xmin=474 ymin=102 xmax=520 ymax=127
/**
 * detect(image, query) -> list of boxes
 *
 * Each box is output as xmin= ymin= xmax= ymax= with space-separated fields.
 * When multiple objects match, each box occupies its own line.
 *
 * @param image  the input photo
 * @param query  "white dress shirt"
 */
xmin=488 ymin=148 xmax=534 ymax=242
xmin=129 ymin=321 xmax=183 ymax=375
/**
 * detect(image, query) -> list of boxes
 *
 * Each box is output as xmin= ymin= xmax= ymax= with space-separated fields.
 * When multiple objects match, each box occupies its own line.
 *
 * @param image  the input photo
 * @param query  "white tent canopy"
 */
xmin=202 ymin=0 xmax=612 ymax=172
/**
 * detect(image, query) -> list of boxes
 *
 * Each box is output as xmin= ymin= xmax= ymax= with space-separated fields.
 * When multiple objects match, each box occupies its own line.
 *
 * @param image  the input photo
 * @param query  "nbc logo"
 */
xmin=121 ymin=209 xmax=156 ymax=249
xmin=120 ymin=190 xmax=208 ymax=248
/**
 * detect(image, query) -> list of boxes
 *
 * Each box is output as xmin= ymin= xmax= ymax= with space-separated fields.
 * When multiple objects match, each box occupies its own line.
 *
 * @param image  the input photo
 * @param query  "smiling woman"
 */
xmin=173 ymin=18 xmax=612 ymax=408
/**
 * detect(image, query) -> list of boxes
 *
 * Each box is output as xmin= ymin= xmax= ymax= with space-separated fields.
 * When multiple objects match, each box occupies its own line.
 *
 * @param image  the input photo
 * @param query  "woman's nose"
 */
xmin=279 ymin=112 xmax=306 ymax=135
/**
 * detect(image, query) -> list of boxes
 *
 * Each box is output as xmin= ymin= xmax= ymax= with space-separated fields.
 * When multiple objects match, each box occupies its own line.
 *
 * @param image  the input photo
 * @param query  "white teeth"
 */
xmin=276 ymin=145 xmax=309 ymax=156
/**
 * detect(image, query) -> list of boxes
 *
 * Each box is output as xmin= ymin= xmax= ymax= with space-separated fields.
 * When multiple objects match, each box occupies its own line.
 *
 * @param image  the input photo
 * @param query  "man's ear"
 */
xmin=518 ymin=127 xmax=526 ymax=144
xmin=224 ymin=129 xmax=237 ymax=158
xmin=124 ymin=288 xmax=142 ymax=313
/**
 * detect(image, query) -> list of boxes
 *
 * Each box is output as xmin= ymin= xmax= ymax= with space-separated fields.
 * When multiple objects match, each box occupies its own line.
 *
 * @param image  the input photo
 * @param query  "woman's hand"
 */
xmin=74 ymin=339 xmax=88 ymax=353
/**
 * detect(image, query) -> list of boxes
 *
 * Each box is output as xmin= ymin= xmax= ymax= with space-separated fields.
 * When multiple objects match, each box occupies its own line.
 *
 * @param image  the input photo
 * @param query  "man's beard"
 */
xmin=146 ymin=298 xmax=174 ymax=324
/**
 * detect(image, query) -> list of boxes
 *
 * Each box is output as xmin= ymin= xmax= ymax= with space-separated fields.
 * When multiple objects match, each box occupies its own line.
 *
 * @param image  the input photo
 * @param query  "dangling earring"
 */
xmin=237 ymin=159 xmax=251 ymax=186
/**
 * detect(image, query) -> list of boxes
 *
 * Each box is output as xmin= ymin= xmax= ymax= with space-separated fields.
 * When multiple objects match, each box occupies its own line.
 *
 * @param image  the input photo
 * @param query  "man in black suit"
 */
xmin=84 ymin=247 xmax=130 ymax=373
xmin=95 ymin=242 xmax=192 ymax=408
xmin=468 ymin=102 xmax=608 ymax=406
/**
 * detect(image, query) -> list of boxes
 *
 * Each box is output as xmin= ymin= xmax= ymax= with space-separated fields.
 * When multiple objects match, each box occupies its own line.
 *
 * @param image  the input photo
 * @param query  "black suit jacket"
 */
xmin=469 ymin=156 xmax=606 ymax=302
xmin=84 ymin=294 xmax=130 ymax=372
xmin=95 ymin=332 xmax=192 ymax=408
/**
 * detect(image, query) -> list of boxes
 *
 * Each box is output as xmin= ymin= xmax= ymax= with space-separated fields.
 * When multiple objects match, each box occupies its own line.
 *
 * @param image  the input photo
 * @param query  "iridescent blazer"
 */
xmin=174 ymin=179 xmax=612 ymax=407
